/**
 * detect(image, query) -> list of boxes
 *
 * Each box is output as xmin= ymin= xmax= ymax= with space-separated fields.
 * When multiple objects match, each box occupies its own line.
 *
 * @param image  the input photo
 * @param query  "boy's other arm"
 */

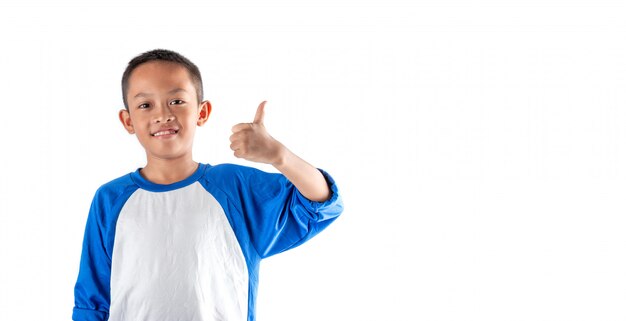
xmin=230 ymin=101 xmax=331 ymax=202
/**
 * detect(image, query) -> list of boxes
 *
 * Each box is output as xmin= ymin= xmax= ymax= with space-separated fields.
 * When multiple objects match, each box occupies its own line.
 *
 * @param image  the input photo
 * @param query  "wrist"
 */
xmin=271 ymin=143 xmax=290 ymax=168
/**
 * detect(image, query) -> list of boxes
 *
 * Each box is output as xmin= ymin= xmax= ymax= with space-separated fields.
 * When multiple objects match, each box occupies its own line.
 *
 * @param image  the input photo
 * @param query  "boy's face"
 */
xmin=119 ymin=61 xmax=211 ymax=162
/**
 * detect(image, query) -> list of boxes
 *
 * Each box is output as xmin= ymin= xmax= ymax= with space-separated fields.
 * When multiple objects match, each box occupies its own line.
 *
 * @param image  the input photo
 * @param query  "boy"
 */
xmin=72 ymin=49 xmax=343 ymax=321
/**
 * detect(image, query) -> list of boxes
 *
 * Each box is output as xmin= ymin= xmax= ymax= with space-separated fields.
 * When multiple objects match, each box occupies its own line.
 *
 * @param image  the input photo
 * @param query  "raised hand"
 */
xmin=230 ymin=101 xmax=286 ymax=165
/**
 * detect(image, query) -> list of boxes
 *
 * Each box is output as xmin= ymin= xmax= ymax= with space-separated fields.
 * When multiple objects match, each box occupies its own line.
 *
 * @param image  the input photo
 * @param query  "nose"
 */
xmin=153 ymin=103 xmax=175 ymax=123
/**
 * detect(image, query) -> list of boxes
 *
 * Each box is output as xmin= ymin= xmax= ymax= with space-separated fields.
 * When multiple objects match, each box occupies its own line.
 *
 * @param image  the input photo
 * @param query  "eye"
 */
xmin=138 ymin=103 xmax=150 ymax=109
xmin=170 ymin=99 xmax=185 ymax=105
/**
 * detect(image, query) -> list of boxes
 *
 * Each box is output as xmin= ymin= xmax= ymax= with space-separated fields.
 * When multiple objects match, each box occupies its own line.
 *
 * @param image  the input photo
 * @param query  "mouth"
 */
xmin=151 ymin=129 xmax=179 ymax=137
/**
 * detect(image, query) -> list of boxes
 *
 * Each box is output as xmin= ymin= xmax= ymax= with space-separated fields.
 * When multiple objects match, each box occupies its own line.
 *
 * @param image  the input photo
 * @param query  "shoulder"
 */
xmin=91 ymin=171 xmax=138 ymax=205
xmin=203 ymin=163 xmax=273 ymax=182
xmin=200 ymin=163 xmax=284 ymax=197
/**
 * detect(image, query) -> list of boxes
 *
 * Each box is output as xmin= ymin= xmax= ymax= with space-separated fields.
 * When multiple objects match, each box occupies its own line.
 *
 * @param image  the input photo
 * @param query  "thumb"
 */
xmin=253 ymin=101 xmax=266 ymax=124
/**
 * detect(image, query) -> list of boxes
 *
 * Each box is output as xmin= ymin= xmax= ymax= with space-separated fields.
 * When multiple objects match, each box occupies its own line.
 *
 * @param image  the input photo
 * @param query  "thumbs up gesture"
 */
xmin=230 ymin=101 xmax=286 ymax=165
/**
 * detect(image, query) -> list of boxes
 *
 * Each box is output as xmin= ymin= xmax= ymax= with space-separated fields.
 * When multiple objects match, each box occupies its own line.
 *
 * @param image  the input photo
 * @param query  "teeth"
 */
xmin=153 ymin=130 xmax=177 ymax=136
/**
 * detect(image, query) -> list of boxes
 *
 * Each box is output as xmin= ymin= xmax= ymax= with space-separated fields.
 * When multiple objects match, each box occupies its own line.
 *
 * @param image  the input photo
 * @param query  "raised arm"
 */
xmin=229 ymin=101 xmax=331 ymax=202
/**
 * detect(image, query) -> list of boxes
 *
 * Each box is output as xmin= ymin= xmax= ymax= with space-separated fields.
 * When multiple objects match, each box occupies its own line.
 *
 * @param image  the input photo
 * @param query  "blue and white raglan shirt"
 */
xmin=72 ymin=163 xmax=343 ymax=321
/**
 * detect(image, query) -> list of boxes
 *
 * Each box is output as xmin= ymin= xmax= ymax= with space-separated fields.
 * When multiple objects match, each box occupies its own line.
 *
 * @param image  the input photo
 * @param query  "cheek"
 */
xmin=180 ymin=110 xmax=200 ymax=125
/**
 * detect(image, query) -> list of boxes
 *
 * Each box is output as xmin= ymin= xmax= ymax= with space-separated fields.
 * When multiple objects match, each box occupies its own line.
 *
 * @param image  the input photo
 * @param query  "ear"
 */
xmin=197 ymin=100 xmax=212 ymax=126
xmin=119 ymin=109 xmax=135 ymax=134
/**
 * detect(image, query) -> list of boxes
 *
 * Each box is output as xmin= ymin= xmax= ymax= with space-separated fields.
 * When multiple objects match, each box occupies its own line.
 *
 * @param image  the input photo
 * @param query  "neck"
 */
xmin=140 ymin=154 xmax=199 ymax=185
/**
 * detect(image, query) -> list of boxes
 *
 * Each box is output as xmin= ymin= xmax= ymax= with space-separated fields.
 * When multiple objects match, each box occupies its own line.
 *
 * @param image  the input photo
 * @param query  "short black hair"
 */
xmin=121 ymin=49 xmax=203 ymax=110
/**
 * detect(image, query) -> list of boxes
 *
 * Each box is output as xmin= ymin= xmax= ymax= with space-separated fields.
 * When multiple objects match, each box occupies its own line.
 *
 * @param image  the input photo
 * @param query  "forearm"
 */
xmin=272 ymin=145 xmax=331 ymax=203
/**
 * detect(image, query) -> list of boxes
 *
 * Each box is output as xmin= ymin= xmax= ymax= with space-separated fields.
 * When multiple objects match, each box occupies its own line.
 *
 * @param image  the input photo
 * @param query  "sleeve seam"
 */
xmin=203 ymin=176 xmax=263 ymax=259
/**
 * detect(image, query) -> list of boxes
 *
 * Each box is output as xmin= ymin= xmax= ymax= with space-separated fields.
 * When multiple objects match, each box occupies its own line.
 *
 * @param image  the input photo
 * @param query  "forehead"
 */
xmin=127 ymin=61 xmax=196 ymax=98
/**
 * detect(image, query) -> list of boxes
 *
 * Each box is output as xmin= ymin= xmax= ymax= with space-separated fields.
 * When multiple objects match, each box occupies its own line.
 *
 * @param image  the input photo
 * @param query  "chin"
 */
xmin=147 ymin=149 xmax=187 ymax=160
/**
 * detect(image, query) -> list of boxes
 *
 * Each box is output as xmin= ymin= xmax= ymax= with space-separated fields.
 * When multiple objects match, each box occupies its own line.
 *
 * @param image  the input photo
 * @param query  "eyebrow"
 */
xmin=133 ymin=88 xmax=188 ymax=99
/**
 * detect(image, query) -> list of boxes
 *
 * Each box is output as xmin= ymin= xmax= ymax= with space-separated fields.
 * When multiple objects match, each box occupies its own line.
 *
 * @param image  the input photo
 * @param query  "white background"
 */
xmin=0 ymin=0 xmax=625 ymax=320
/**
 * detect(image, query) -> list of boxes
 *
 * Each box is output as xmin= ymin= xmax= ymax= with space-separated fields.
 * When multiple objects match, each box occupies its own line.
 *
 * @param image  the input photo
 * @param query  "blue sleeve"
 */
xmin=72 ymin=189 xmax=112 ymax=321
xmin=207 ymin=164 xmax=343 ymax=259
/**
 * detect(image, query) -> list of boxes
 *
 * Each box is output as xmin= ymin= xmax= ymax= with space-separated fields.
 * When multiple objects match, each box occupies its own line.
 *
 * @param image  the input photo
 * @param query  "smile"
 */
xmin=151 ymin=129 xmax=179 ymax=137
